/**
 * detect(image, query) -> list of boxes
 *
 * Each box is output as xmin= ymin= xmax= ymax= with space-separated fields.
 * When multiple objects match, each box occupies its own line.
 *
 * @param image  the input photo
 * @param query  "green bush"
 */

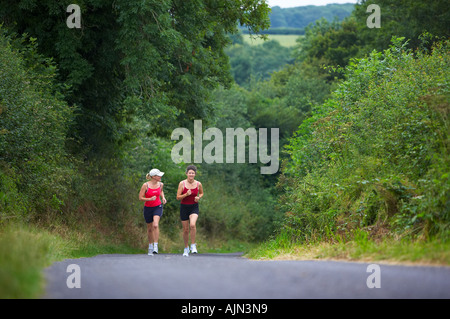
xmin=280 ymin=38 xmax=449 ymax=242
xmin=0 ymin=29 xmax=73 ymax=218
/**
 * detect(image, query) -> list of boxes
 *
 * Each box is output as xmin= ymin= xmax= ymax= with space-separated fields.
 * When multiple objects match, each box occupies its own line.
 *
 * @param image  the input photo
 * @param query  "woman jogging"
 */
xmin=139 ymin=168 xmax=166 ymax=256
xmin=176 ymin=165 xmax=203 ymax=256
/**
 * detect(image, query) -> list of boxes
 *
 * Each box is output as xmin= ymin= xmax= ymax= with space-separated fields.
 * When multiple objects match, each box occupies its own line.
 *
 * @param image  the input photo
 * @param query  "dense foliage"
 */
xmin=226 ymin=34 xmax=293 ymax=86
xmin=0 ymin=0 xmax=270 ymax=154
xmin=352 ymin=0 xmax=450 ymax=54
xmin=0 ymin=30 xmax=73 ymax=218
xmin=281 ymin=38 xmax=449 ymax=241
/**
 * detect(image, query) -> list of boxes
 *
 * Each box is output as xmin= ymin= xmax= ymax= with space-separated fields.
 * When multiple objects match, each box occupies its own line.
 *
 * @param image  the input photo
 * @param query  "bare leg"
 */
xmin=182 ymin=220 xmax=189 ymax=248
xmin=147 ymin=222 xmax=153 ymax=244
xmin=189 ymin=214 xmax=198 ymax=245
xmin=152 ymin=215 xmax=160 ymax=243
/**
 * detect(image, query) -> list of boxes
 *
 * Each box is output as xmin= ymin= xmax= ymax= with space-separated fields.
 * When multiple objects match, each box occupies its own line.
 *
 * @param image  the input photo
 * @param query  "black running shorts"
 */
xmin=143 ymin=205 xmax=163 ymax=223
xmin=180 ymin=203 xmax=199 ymax=221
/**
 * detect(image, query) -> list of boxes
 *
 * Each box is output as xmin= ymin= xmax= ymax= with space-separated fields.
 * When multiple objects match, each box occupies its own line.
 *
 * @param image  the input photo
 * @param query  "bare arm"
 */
xmin=195 ymin=182 xmax=203 ymax=202
xmin=139 ymin=183 xmax=156 ymax=202
xmin=176 ymin=181 xmax=191 ymax=201
xmin=160 ymin=182 xmax=167 ymax=204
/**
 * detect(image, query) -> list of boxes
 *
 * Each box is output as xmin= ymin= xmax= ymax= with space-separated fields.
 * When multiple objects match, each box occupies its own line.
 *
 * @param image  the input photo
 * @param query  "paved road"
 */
xmin=43 ymin=253 xmax=450 ymax=299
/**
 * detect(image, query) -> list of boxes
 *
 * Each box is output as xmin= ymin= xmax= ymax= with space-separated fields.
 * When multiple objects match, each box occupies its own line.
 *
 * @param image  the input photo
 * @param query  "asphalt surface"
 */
xmin=43 ymin=253 xmax=450 ymax=299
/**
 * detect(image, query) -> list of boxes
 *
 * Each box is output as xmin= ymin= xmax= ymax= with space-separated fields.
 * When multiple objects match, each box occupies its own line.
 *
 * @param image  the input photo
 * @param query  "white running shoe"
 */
xmin=153 ymin=243 xmax=158 ymax=254
xmin=148 ymin=244 xmax=153 ymax=256
xmin=190 ymin=243 xmax=198 ymax=254
xmin=183 ymin=247 xmax=189 ymax=257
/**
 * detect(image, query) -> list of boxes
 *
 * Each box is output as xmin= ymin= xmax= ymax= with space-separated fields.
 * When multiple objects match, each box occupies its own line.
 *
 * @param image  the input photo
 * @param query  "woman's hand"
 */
xmin=162 ymin=197 xmax=167 ymax=204
xmin=186 ymin=189 xmax=192 ymax=196
xmin=194 ymin=196 xmax=199 ymax=202
xmin=149 ymin=196 xmax=156 ymax=201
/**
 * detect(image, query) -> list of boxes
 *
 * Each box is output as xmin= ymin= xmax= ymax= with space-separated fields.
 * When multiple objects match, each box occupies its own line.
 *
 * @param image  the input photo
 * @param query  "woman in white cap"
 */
xmin=139 ymin=168 xmax=166 ymax=255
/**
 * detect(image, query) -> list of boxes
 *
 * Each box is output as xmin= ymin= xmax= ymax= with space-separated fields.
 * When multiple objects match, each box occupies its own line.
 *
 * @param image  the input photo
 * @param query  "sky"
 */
xmin=267 ymin=0 xmax=358 ymax=8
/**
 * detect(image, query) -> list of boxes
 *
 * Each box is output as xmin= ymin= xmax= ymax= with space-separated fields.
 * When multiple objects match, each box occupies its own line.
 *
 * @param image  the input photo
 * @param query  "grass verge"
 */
xmin=0 ymin=221 xmax=142 ymax=299
xmin=0 ymin=222 xmax=66 ymax=299
xmin=246 ymin=231 xmax=450 ymax=266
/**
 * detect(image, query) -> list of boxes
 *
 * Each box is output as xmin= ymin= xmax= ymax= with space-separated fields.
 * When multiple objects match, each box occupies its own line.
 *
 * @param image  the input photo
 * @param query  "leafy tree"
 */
xmin=0 ymin=0 xmax=271 ymax=155
xmin=353 ymin=0 xmax=450 ymax=54
xmin=0 ymin=29 xmax=73 ymax=216
xmin=294 ymin=17 xmax=361 ymax=80
xmin=226 ymin=38 xmax=293 ymax=87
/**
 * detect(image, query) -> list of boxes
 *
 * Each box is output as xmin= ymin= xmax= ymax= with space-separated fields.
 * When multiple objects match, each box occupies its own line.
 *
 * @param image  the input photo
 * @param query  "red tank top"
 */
xmin=181 ymin=181 xmax=199 ymax=205
xmin=145 ymin=183 xmax=162 ymax=207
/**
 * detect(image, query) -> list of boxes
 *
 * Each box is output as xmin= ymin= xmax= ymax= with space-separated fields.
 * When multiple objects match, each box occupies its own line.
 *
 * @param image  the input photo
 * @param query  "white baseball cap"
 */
xmin=149 ymin=168 xmax=164 ymax=177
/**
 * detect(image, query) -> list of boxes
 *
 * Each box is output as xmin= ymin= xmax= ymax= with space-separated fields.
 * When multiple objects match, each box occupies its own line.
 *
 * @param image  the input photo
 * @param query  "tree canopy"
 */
xmin=0 ymin=0 xmax=271 ymax=154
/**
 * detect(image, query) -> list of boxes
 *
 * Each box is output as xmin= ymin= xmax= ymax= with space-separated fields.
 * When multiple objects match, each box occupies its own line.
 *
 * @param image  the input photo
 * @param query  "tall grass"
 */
xmin=0 ymin=218 xmax=148 ymax=299
xmin=247 ymin=228 xmax=450 ymax=265
xmin=0 ymin=223 xmax=66 ymax=298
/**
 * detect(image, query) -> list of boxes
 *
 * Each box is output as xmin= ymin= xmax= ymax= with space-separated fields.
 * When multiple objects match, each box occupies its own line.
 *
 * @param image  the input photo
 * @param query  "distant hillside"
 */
xmin=241 ymin=3 xmax=355 ymax=34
